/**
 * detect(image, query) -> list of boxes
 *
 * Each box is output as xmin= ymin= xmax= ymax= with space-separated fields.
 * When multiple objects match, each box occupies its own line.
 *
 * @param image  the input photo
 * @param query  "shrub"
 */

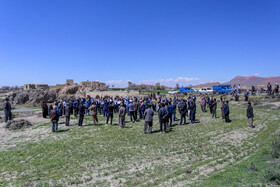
xmin=263 ymin=165 xmax=280 ymax=185
xmin=271 ymin=134 xmax=280 ymax=159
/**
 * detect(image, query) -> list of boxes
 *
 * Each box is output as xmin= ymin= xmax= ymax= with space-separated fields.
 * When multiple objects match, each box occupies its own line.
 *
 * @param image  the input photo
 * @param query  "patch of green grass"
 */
xmin=0 ymin=101 xmax=279 ymax=186
xmin=201 ymin=133 xmax=280 ymax=186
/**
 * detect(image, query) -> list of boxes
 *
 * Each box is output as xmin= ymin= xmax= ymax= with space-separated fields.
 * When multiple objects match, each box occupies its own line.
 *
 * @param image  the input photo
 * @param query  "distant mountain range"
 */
xmin=190 ymin=76 xmax=280 ymax=88
xmin=225 ymin=76 xmax=280 ymax=86
xmin=191 ymin=82 xmax=220 ymax=88
xmin=123 ymin=76 xmax=280 ymax=90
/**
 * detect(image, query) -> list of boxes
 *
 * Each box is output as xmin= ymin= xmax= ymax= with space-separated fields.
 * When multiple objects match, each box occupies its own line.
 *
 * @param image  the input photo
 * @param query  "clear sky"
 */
xmin=0 ymin=0 xmax=279 ymax=87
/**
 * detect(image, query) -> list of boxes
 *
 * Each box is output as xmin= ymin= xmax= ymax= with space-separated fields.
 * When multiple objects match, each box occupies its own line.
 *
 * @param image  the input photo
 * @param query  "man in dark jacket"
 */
xmin=275 ymin=83 xmax=279 ymax=94
xmin=106 ymin=102 xmax=114 ymax=125
xmin=179 ymin=100 xmax=187 ymax=125
xmin=220 ymin=98 xmax=225 ymax=120
xmin=158 ymin=103 xmax=168 ymax=134
xmin=41 ymin=100 xmax=48 ymax=118
xmin=141 ymin=101 xmax=146 ymax=119
xmin=50 ymin=106 xmax=59 ymax=132
xmin=267 ymin=82 xmax=272 ymax=95
xmin=200 ymin=97 xmax=206 ymax=112
xmin=73 ymin=99 xmax=78 ymax=117
xmin=3 ymin=97 xmax=12 ymax=123
xmin=59 ymin=101 xmax=63 ymax=116
xmin=247 ymin=102 xmax=254 ymax=128
xmin=244 ymin=90 xmax=249 ymax=101
xmin=138 ymin=101 xmax=142 ymax=119
xmin=172 ymin=101 xmax=177 ymax=121
xmin=190 ymin=98 xmax=196 ymax=124
xmin=134 ymin=101 xmax=138 ymax=121
xmin=212 ymin=98 xmax=217 ymax=118
xmin=69 ymin=100 xmax=74 ymax=115
xmin=65 ymin=103 xmax=71 ymax=126
xmin=223 ymin=101 xmax=231 ymax=123
xmin=78 ymin=101 xmax=85 ymax=126
xmin=144 ymin=104 xmax=154 ymax=134
xmin=209 ymin=97 xmax=213 ymax=114
xmin=167 ymin=101 xmax=174 ymax=127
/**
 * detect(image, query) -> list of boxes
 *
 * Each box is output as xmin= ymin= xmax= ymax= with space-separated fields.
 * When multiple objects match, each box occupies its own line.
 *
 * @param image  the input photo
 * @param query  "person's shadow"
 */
xmin=56 ymin=129 xmax=70 ymax=133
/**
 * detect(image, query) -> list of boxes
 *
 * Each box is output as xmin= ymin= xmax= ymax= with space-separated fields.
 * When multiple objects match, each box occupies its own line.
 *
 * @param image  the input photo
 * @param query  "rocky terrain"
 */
xmin=7 ymin=89 xmax=70 ymax=105
xmin=226 ymin=76 xmax=280 ymax=86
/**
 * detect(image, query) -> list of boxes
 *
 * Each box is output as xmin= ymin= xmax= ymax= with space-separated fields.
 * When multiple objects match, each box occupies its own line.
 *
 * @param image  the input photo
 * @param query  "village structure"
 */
xmin=24 ymin=79 xmax=108 ymax=92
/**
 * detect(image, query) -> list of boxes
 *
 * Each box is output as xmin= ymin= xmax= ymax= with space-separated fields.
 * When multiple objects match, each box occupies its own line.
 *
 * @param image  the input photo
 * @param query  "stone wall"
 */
xmin=79 ymin=81 xmax=107 ymax=91
xmin=24 ymin=79 xmax=107 ymax=93
xmin=24 ymin=84 xmax=49 ymax=90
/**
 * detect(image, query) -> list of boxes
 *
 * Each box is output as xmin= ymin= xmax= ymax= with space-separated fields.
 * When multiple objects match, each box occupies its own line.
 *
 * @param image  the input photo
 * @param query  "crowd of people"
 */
xmin=4 ymin=82 xmax=272 ymax=133
xmin=2 ymin=90 xmax=256 ymax=133
xmin=37 ymin=93 xmax=254 ymax=133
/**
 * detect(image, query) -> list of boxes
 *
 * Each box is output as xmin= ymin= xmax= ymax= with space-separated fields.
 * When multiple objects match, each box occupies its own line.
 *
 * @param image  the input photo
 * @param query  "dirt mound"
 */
xmin=8 ymin=90 xmax=71 ymax=105
xmin=5 ymin=120 xmax=33 ymax=130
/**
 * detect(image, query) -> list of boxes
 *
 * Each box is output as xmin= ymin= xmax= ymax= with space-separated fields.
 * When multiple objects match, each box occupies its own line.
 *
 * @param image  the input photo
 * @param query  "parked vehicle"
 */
xmin=179 ymin=87 xmax=195 ymax=94
xmin=168 ymin=90 xmax=179 ymax=94
xmin=212 ymin=85 xmax=234 ymax=94
xmin=198 ymin=87 xmax=213 ymax=94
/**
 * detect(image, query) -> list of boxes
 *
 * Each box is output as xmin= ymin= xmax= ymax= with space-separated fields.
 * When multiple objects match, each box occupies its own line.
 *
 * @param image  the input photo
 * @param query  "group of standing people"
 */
xmin=200 ymin=96 xmax=230 ymax=122
xmin=3 ymin=88 xmax=256 ymax=133
xmin=178 ymin=96 xmax=197 ymax=125
xmin=267 ymin=82 xmax=279 ymax=95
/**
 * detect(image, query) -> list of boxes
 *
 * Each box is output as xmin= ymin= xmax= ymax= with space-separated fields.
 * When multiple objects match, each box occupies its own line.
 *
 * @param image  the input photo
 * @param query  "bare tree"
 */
xmin=155 ymin=83 xmax=161 ymax=90
xmin=128 ymin=81 xmax=133 ymax=87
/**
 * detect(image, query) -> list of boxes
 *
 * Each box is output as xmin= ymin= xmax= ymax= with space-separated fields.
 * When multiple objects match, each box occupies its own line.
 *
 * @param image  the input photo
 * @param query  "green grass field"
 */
xmin=0 ymin=101 xmax=279 ymax=186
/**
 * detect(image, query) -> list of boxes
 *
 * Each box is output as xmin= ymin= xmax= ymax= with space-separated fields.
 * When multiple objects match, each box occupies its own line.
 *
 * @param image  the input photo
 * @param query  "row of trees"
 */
xmin=0 ymin=86 xmax=23 ymax=91
xmin=127 ymin=82 xmax=181 ymax=90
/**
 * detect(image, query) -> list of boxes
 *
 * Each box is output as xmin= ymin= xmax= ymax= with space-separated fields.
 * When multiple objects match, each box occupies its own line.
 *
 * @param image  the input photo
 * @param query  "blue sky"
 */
xmin=0 ymin=0 xmax=279 ymax=87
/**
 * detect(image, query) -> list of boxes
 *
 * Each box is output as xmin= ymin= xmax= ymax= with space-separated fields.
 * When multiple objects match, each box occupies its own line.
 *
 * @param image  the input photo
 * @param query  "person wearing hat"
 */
xmin=247 ymin=102 xmax=254 ymax=128
xmin=3 ymin=97 xmax=12 ymax=123
xmin=144 ymin=104 xmax=154 ymax=134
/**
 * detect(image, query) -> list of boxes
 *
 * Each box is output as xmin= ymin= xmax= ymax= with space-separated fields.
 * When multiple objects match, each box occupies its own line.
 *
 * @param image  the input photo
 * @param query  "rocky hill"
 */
xmin=226 ymin=76 xmax=280 ymax=86
xmin=191 ymin=82 xmax=221 ymax=88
